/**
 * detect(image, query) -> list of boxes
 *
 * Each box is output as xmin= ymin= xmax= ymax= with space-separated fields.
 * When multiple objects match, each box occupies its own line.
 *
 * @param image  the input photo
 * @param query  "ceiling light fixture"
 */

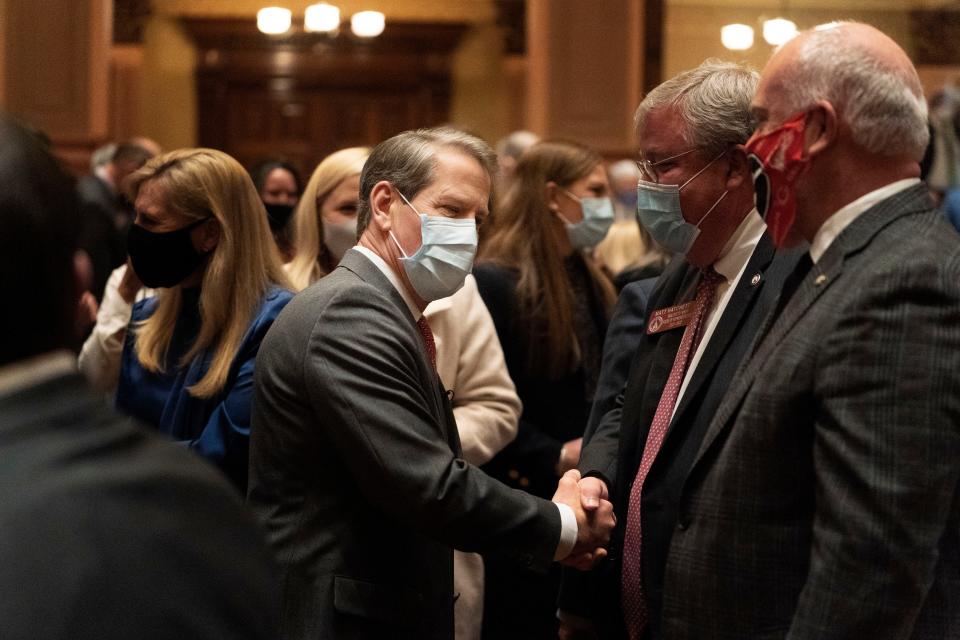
xmin=257 ymin=7 xmax=292 ymax=35
xmin=351 ymin=11 xmax=386 ymax=38
xmin=721 ymin=24 xmax=754 ymax=51
xmin=305 ymin=3 xmax=341 ymax=33
xmin=762 ymin=17 xmax=798 ymax=46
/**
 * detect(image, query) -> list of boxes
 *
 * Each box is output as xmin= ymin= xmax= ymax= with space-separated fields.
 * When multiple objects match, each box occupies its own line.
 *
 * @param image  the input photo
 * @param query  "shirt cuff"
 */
xmin=553 ymin=502 xmax=578 ymax=560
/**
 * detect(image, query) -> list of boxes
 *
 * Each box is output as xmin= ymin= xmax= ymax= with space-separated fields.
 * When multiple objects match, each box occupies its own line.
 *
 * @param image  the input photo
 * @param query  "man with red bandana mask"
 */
xmin=650 ymin=22 xmax=960 ymax=639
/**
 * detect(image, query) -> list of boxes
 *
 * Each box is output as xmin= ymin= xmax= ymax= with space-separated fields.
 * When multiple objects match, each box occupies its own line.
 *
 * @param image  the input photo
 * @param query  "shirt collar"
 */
xmin=352 ymin=245 xmax=422 ymax=321
xmin=809 ymin=178 xmax=921 ymax=263
xmin=711 ymin=208 xmax=767 ymax=282
xmin=94 ymin=165 xmax=116 ymax=194
xmin=0 ymin=350 xmax=77 ymax=398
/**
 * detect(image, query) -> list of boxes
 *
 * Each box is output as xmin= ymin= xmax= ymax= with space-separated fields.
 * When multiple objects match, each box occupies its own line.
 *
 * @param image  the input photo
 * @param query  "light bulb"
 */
xmin=305 ymin=3 xmax=340 ymax=33
xmin=257 ymin=7 xmax=292 ymax=35
xmin=351 ymin=11 xmax=385 ymax=38
xmin=763 ymin=18 xmax=798 ymax=46
xmin=721 ymin=24 xmax=754 ymax=51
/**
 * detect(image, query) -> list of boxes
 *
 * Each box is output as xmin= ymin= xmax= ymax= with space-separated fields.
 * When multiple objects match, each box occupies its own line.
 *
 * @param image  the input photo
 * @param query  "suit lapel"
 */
xmin=339 ymin=250 xmax=458 ymax=450
xmin=686 ymin=183 xmax=933 ymax=477
xmin=617 ymin=263 xmax=699 ymax=477
xmin=669 ymin=235 xmax=776 ymax=426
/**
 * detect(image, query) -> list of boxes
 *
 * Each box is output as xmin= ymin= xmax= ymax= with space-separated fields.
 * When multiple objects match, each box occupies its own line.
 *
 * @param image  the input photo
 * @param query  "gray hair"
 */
xmin=495 ymin=130 xmax=540 ymax=161
xmin=635 ymin=59 xmax=760 ymax=156
xmin=776 ymin=22 xmax=929 ymax=160
xmin=356 ymin=127 xmax=497 ymax=235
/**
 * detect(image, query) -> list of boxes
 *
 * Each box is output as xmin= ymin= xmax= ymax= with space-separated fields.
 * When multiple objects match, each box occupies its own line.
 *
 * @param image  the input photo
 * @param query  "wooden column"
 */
xmin=0 ymin=0 xmax=112 ymax=174
xmin=526 ymin=0 xmax=661 ymax=157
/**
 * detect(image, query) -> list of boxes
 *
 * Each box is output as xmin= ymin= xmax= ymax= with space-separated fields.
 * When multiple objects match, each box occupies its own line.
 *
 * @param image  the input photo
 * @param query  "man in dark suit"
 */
xmin=77 ymin=140 xmax=154 ymax=301
xmin=650 ymin=23 xmax=960 ymax=638
xmin=248 ymin=127 xmax=615 ymax=640
xmin=0 ymin=116 xmax=280 ymax=638
xmin=559 ymin=60 xmax=804 ymax=639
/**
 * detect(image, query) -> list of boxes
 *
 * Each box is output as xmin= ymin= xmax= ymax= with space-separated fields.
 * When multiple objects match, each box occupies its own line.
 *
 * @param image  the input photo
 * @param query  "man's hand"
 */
xmin=552 ymin=470 xmax=615 ymax=570
xmin=119 ymin=258 xmax=143 ymax=303
xmin=579 ymin=476 xmax=608 ymax=511
xmin=76 ymin=291 xmax=98 ymax=335
xmin=556 ymin=437 xmax=583 ymax=475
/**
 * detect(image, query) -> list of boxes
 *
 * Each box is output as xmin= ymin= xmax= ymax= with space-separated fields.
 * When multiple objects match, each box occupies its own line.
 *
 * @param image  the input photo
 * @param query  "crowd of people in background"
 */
xmin=1 ymin=18 xmax=959 ymax=640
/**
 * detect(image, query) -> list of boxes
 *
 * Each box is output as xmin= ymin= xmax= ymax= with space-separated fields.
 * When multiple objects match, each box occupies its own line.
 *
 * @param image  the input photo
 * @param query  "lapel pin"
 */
xmin=814 ymin=273 xmax=828 ymax=286
xmin=750 ymin=273 xmax=762 ymax=287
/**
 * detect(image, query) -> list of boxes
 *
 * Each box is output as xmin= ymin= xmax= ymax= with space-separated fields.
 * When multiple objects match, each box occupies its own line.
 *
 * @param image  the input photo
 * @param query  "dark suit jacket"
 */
xmin=0 ymin=362 xmax=280 ymax=639
xmin=248 ymin=250 xmax=561 ymax=640
xmin=574 ymin=233 xmax=803 ymax=638
xmin=77 ymin=174 xmax=129 ymax=301
xmin=583 ymin=277 xmax=657 ymax=445
xmin=473 ymin=261 xmax=609 ymax=500
xmin=662 ymin=184 xmax=960 ymax=638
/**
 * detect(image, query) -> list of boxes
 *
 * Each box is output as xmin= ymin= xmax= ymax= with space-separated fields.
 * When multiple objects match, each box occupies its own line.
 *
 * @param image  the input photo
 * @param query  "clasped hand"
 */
xmin=552 ymin=470 xmax=615 ymax=571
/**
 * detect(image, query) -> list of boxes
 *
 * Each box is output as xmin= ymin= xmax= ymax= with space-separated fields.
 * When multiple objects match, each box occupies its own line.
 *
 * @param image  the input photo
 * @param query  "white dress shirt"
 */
xmin=350 ymin=247 xmax=579 ymax=559
xmin=672 ymin=209 xmax=767 ymax=420
xmin=77 ymin=264 xmax=154 ymax=393
xmin=809 ymin=178 xmax=921 ymax=264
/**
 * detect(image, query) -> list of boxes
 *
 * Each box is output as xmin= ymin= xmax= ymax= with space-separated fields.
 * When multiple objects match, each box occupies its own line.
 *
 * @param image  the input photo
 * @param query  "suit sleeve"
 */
xmin=787 ymin=257 xmax=960 ymax=639
xmin=577 ymin=279 xmax=655 ymax=487
xmin=304 ymin=288 xmax=561 ymax=571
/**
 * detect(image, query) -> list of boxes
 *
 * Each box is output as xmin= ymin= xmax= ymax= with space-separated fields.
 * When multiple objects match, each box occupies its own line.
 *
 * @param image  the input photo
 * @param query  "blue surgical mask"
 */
xmin=389 ymin=191 xmax=478 ymax=302
xmin=560 ymin=191 xmax=615 ymax=250
xmin=635 ymin=151 xmax=728 ymax=255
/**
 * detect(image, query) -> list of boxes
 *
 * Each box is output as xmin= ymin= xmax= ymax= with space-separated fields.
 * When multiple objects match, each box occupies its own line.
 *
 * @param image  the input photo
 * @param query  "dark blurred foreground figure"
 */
xmin=0 ymin=115 xmax=280 ymax=639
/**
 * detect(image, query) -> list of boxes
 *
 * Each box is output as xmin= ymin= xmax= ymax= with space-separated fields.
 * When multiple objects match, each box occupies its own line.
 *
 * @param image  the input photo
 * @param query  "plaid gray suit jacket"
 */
xmin=661 ymin=184 xmax=960 ymax=639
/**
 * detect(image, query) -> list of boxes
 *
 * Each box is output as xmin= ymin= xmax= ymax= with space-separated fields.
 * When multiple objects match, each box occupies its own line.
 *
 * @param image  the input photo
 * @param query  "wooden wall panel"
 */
xmin=526 ymin=0 xmax=651 ymax=157
xmin=184 ymin=18 xmax=466 ymax=177
xmin=0 ymin=0 xmax=111 ymax=173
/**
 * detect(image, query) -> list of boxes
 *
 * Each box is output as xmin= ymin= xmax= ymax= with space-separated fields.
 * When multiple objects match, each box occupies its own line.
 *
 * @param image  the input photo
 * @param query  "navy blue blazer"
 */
xmin=116 ymin=285 xmax=293 ymax=491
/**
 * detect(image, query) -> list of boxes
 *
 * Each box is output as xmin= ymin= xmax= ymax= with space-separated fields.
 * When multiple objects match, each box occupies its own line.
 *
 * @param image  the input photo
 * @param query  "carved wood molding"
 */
xmin=910 ymin=9 xmax=960 ymax=66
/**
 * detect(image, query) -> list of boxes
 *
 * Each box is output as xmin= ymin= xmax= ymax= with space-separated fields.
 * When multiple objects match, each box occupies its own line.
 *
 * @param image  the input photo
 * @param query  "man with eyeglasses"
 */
xmin=557 ymin=59 xmax=804 ymax=639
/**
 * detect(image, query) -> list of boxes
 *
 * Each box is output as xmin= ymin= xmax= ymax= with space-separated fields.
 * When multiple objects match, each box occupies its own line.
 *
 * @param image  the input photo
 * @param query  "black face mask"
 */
xmin=264 ymin=202 xmax=295 ymax=231
xmin=127 ymin=217 xmax=213 ymax=288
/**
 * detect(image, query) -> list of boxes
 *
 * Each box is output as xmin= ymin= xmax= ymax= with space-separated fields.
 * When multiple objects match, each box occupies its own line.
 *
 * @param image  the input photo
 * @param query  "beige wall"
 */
xmin=664 ymin=4 xmax=914 ymax=80
xmin=138 ymin=16 xmax=196 ymax=151
xmin=128 ymin=1 xmax=960 ymax=153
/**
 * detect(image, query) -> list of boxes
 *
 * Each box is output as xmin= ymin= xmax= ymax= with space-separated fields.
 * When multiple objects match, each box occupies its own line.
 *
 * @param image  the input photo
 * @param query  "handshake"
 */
xmin=552 ymin=470 xmax=615 ymax=571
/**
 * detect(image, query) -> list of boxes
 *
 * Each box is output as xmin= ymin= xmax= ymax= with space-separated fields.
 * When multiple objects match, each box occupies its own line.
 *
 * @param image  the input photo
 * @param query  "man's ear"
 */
xmin=545 ymin=181 xmax=561 ymax=212
xmin=725 ymin=146 xmax=751 ymax=190
xmin=368 ymin=181 xmax=396 ymax=232
xmin=805 ymin=100 xmax=837 ymax=158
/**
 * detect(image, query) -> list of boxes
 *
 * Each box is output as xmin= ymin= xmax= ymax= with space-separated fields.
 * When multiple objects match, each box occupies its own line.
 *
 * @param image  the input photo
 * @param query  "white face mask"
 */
xmin=559 ymin=190 xmax=615 ymax=249
xmin=323 ymin=217 xmax=358 ymax=261
xmin=389 ymin=190 xmax=478 ymax=302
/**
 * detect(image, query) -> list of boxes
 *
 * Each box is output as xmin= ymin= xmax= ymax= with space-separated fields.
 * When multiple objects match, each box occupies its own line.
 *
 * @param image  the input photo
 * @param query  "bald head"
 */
xmin=758 ymin=21 xmax=928 ymax=160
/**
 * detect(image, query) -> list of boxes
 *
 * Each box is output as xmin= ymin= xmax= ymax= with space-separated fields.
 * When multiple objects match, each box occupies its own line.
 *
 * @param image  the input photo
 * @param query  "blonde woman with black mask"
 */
xmin=116 ymin=148 xmax=294 ymax=492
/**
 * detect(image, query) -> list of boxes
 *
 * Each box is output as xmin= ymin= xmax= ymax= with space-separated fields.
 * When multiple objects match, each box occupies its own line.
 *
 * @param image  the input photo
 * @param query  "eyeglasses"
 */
xmin=635 ymin=148 xmax=697 ymax=184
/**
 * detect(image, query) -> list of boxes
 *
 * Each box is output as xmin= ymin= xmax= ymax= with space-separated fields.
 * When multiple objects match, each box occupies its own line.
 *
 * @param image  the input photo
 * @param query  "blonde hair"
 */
xmin=594 ymin=219 xmax=669 ymax=276
xmin=478 ymin=140 xmax=616 ymax=376
xmin=128 ymin=148 xmax=293 ymax=399
xmin=288 ymin=147 xmax=370 ymax=290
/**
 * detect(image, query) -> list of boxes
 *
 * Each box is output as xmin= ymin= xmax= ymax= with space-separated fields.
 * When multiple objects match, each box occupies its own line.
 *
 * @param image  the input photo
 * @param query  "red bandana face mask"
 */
xmin=745 ymin=112 xmax=810 ymax=247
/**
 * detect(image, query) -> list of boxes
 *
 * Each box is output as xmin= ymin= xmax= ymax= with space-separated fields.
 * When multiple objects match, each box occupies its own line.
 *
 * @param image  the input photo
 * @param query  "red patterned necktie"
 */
xmin=417 ymin=316 xmax=437 ymax=370
xmin=621 ymin=268 xmax=724 ymax=639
